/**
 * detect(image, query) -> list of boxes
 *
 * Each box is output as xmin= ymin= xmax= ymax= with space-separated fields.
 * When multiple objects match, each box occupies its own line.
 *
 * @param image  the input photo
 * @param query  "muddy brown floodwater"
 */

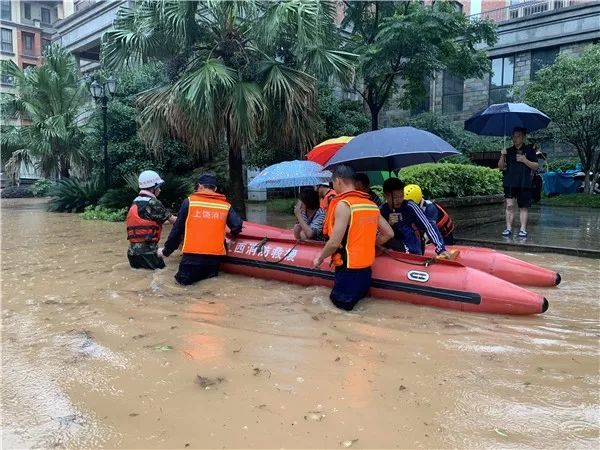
xmin=1 ymin=199 xmax=599 ymax=449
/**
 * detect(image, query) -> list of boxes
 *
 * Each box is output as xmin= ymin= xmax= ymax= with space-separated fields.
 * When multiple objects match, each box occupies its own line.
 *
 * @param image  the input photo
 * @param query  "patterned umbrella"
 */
xmin=306 ymin=136 xmax=353 ymax=166
xmin=248 ymin=160 xmax=332 ymax=189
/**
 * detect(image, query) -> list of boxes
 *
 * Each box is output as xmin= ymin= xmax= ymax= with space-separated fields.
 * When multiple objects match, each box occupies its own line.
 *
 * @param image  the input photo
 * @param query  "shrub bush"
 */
xmin=31 ymin=178 xmax=54 ymax=197
xmin=99 ymin=173 xmax=194 ymax=212
xmin=48 ymin=178 xmax=104 ymax=212
xmin=80 ymin=205 xmax=127 ymax=222
xmin=399 ymin=163 xmax=502 ymax=199
xmin=0 ymin=185 xmax=34 ymax=198
xmin=545 ymin=157 xmax=580 ymax=172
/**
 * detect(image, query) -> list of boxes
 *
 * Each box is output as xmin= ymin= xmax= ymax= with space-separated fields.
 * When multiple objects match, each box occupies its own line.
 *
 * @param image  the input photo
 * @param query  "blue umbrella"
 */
xmin=464 ymin=102 xmax=550 ymax=136
xmin=248 ymin=160 xmax=332 ymax=189
xmin=324 ymin=127 xmax=459 ymax=172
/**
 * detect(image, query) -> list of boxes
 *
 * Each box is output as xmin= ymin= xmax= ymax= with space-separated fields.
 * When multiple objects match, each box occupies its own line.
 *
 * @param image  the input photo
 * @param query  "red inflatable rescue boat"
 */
xmin=224 ymin=222 xmax=549 ymax=315
xmin=233 ymin=222 xmax=560 ymax=287
xmin=422 ymin=245 xmax=560 ymax=287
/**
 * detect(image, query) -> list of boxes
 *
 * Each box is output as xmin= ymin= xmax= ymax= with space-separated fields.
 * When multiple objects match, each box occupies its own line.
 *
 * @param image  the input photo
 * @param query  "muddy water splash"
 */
xmin=1 ymin=199 xmax=599 ymax=448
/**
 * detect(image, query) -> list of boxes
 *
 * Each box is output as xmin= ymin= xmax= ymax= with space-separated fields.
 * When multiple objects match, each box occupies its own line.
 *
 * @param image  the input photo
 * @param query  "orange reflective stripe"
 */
xmin=182 ymin=192 xmax=231 ymax=255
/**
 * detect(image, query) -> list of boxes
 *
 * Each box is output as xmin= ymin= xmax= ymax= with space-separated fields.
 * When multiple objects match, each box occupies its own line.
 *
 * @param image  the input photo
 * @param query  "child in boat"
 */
xmin=403 ymin=184 xmax=455 ymax=245
xmin=380 ymin=177 xmax=454 ymax=259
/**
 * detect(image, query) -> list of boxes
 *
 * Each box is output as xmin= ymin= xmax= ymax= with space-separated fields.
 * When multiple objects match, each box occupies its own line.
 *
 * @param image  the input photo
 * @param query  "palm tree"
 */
xmin=103 ymin=0 xmax=355 ymax=215
xmin=0 ymin=44 xmax=91 ymax=183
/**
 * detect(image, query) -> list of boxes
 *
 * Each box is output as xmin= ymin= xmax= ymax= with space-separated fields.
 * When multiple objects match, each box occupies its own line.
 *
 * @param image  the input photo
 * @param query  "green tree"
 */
xmin=395 ymin=112 xmax=501 ymax=156
xmin=343 ymin=1 xmax=497 ymax=130
xmin=247 ymin=83 xmax=370 ymax=169
xmin=83 ymin=63 xmax=195 ymax=187
xmin=317 ymin=82 xmax=370 ymax=139
xmin=103 ymin=0 xmax=354 ymax=216
xmin=0 ymin=44 xmax=91 ymax=182
xmin=525 ymin=44 xmax=600 ymax=193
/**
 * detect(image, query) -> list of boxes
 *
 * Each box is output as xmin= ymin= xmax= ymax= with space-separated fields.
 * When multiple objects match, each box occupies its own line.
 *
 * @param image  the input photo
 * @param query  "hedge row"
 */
xmin=398 ymin=163 xmax=503 ymax=199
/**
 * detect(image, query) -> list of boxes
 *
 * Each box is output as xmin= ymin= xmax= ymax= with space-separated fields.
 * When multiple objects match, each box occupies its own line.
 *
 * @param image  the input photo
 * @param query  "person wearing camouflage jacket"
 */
xmin=126 ymin=171 xmax=177 ymax=270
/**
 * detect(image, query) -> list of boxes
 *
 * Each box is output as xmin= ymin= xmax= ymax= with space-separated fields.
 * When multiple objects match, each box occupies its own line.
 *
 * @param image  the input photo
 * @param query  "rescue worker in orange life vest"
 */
xmin=158 ymin=173 xmax=243 ymax=286
xmin=313 ymin=165 xmax=394 ymax=311
xmin=316 ymin=182 xmax=336 ymax=210
xmin=404 ymin=184 xmax=455 ymax=245
xmin=126 ymin=170 xmax=177 ymax=270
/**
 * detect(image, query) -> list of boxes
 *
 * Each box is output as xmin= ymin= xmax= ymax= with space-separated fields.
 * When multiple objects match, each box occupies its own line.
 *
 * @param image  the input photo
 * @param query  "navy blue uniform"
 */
xmin=162 ymin=198 xmax=243 ymax=285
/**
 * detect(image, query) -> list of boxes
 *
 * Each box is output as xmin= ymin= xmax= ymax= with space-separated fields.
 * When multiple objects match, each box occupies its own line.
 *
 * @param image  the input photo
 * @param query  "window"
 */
xmin=1 ymin=0 xmax=11 ymax=21
xmin=24 ymin=2 xmax=31 ymax=19
xmin=0 ymin=73 xmax=13 ymax=85
xmin=23 ymin=32 xmax=34 ymax=53
xmin=1 ymin=27 xmax=13 ymax=53
xmin=531 ymin=47 xmax=559 ymax=80
xmin=42 ymin=38 xmax=51 ymax=51
xmin=489 ymin=55 xmax=514 ymax=104
xmin=442 ymin=71 xmax=463 ymax=114
xmin=41 ymin=7 xmax=51 ymax=24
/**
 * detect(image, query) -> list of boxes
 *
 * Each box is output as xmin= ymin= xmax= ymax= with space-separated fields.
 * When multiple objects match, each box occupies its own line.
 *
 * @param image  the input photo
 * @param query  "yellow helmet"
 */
xmin=404 ymin=184 xmax=423 ymax=204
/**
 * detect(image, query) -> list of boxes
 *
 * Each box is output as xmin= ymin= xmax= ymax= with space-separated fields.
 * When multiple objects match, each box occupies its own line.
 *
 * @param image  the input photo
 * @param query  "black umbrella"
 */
xmin=324 ymin=127 xmax=459 ymax=172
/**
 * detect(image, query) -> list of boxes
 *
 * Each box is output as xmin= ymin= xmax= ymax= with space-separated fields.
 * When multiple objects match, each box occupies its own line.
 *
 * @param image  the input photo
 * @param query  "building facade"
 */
xmin=0 ymin=0 xmax=75 ymax=181
xmin=381 ymin=0 xmax=600 ymax=136
xmin=0 ymin=0 xmax=74 ymax=90
xmin=53 ymin=0 xmax=131 ymax=72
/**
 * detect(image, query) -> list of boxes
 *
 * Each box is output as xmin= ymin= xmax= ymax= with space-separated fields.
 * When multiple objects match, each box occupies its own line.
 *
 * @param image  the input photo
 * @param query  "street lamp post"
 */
xmin=90 ymin=76 xmax=117 ymax=188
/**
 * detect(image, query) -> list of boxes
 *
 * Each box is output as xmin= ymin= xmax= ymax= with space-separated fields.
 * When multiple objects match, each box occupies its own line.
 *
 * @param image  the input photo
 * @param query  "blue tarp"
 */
xmin=543 ymin=171 xmax=579 ymax=195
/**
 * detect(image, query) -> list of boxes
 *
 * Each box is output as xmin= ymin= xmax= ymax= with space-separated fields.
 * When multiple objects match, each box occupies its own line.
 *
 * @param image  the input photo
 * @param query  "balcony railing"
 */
xmin=469 ymin=0 xmax=591 ymax=23
xmin=22 ymin=48 xmax=37 ymax=57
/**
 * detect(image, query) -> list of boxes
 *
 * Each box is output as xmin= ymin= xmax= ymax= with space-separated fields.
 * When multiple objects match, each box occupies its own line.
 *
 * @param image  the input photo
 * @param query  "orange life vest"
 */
xmin=320 ymin=189 xmax=336 ymax=210
xmin=325 ymin=190 xmax=380 ymax=269
xmin=434 ymin=202 xmax=455 ymax=237
xmin=126 ymin=196 xmax=162 ymax=244
xmin=182 ymin=191 xmax=231 ymax=255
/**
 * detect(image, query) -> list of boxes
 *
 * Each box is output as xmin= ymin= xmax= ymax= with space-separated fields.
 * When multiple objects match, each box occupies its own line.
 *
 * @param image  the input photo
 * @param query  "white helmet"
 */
xmin=138 ymin=170 xmax=165 ymax=189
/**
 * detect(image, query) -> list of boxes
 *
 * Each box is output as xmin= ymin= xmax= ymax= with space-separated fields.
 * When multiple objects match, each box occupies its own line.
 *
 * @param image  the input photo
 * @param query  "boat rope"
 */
xmin=378 ymin=246 xmax=437 ymax=267
xmin=255 ymin=237 xmax=301 ymax=264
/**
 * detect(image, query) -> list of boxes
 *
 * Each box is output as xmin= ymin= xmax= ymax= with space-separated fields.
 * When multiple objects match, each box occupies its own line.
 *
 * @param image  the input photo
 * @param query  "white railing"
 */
xmin=469 ymin=0 xmax=589 ymax=23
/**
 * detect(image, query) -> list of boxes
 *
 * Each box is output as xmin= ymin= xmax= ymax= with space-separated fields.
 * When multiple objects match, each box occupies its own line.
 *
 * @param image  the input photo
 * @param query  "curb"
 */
xmin=454 ymin=238 xmax=600 ymax=259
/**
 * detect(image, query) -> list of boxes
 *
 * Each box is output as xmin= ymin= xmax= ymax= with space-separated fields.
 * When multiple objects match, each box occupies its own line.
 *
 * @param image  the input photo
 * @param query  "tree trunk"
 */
xmin=228 ymin=143 xmax=247 ymax=220
xmin=370 ymin=106 xmax=380 ymax=131
xmin=584 ymin=171 xmax=591 ymax=194
xmin=60 ymin=158 xmax=70 ymax=179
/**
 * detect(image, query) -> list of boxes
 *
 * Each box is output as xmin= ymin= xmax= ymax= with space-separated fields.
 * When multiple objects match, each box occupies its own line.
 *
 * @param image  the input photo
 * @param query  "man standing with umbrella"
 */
xmin=498 ymin=128 xmax=539 ymax=239
xmin=464 ymin=102 xmax=550 ymax=239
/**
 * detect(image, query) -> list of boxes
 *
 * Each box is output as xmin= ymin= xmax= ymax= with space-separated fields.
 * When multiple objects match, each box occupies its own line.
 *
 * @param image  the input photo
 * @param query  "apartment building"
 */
xmin=381 ymin=0 xmax=600 ymax=132
xmin=0 ymin=0 xmax=75 ymax=92
xmin=0 ymin=1 xmax=75 ymax=181
xmin=53 ymin=0 xmax=131 ymax=72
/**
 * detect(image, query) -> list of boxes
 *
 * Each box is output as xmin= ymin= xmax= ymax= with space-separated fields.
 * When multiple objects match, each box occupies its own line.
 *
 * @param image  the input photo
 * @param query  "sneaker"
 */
xmin=517 ymin=230 xmax=528 ymax=239
xmin=501 ymin=228 xmax=512 ymax=237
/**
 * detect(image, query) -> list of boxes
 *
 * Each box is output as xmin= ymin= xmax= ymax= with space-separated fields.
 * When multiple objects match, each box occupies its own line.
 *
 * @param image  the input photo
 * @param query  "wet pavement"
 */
xmin=457 ymin=205 xmax=600 ymax=256
xmin=1 ymin=199 xmax=599 ymax=449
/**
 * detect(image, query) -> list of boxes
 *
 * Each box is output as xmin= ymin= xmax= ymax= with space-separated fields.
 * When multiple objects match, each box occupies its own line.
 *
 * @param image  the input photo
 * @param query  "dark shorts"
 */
xmin=175 ymin=262 xmax=220 ymax=286
xmin=504 ymin=186 xmax=532 ymax=209
xmin=330 ymin=267 xmax=372 ymax=311
xmin=128 ymin=253 xmax=165 ymax=270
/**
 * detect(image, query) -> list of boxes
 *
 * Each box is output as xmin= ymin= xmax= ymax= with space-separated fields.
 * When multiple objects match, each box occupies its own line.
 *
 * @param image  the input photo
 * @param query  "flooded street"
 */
xmin=1 ymin=199 xmax=599 ymax=449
